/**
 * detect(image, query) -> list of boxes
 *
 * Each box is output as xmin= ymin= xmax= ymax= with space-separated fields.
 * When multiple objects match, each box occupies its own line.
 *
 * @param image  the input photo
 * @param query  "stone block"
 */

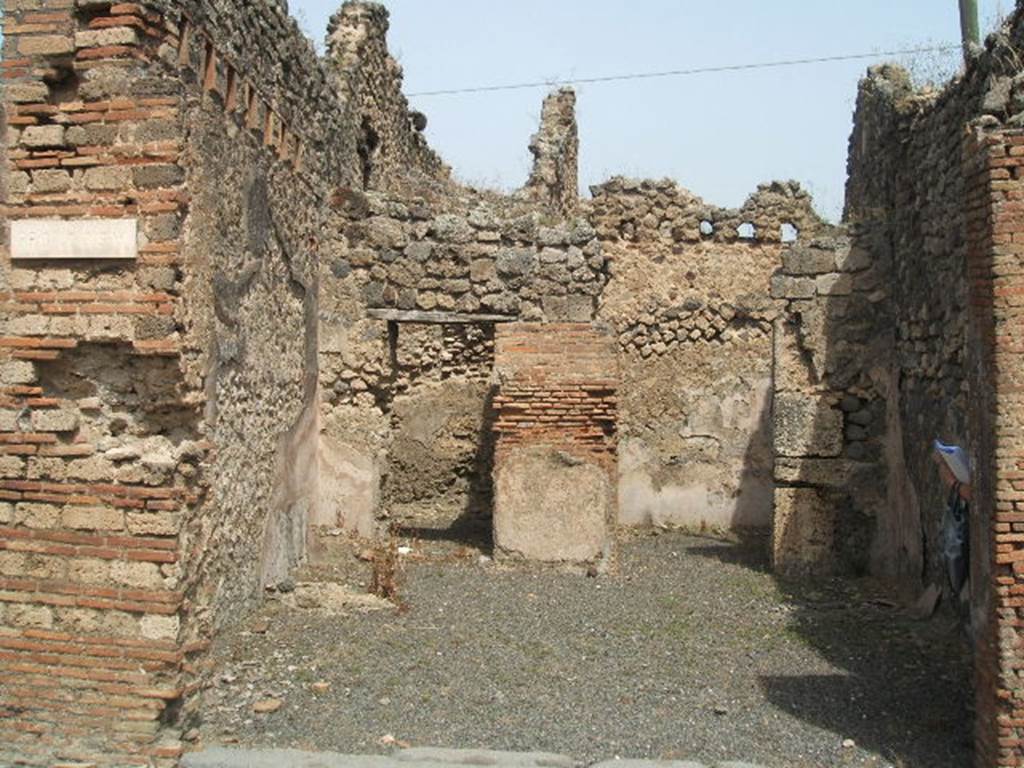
xmin=63 ymin=506 xmax=125 ymax=531
xmin=20 ymin=124 xmax=65 ymax=148
xmin=67 ymin=557 xmax=109 ymax=585
xmin=110 ymin=560 xmax=162 ymax=589
xmin=494 ymin=445 xmax=612 ymax=565
xmin=15 ymin=502 xmax=59 ymax=529
xmin=67 ymin=123 xmax=119 ymax=147
xmin=430 ymin=213 xmax=473 ymax=243
xmin=6 ymin=604 xmax=53 ymax=629
xmin=496 ymin=247 xmax=536 ymax=276
xmin=541 ymin=295 xmax=568 ymax=320
xmin=781 ymin=245 xmax=837 ymax=275
xmin=31 ymin=169 xmax=73 ymax=193
xmin=0 ymin=361 xmax=36 ymax=385
xmin=8 ymin=171 xmax=30 ymax=196
xmin=31 ymin=408 xmax=79 ymax=433
xmin=11 ymin=218 xmax=138 ymax=260
xmin=18 ymin=35 xmax=75 ymax=56
xmin=773 ymin=487 xmax=835 ymax=574
xmin=126 ymin=511 xmax=181 ymax=536
xmin=0 ymin=410 xmax=20 ymax=432
xmin=404 ymin=241 xmax=433 ymax=262
xmin=6 ymin=83 xmax=49 ymax=103
xmin=815 ymin=273 xmax=853 ymax=296
xmin=773 ymin=393 xmax=842 ymax=457
xmin=133 ymin=163 xmax=184 ymax=189
xmin=566 ymin=294 xmax=595 ymax=322
xmin=84 ymin=165 xmax=132 ymax=190
xmin=75 ymin=27 xmax=138 ymax=48
xmin=0 ymin=455 xmax=25 ymax=478
xmin=770 ymin=274 xmax=816 ymax=299
xmin=470 ymin=258 xmax=496 ymax=282
xmin=140 ymin=613 xmax=179 ymax=641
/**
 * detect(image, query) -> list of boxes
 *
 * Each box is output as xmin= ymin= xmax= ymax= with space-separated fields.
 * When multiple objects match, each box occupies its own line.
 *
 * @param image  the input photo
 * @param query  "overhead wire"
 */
xmin=406 ymin=44 xmax=962 ymax=97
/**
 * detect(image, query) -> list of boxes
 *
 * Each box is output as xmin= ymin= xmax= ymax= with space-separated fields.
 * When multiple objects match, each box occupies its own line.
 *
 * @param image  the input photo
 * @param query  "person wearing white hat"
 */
xmin=934 ymin=440 xmax=971 ymax=501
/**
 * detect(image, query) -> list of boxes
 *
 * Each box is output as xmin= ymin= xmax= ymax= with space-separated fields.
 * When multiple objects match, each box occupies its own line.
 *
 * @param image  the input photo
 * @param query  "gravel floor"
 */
xmin=196 ymin=529 xmax=972 ymax=768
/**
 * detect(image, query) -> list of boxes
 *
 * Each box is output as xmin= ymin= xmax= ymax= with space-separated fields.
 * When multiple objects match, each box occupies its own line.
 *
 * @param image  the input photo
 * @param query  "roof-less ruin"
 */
xmin=3 ymin=1 xmax=1024 ymax=766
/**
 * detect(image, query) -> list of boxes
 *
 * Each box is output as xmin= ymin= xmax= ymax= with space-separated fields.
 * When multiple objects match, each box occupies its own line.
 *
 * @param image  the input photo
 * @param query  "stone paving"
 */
xmin=183 ymin=746 xmax=765 ymax=768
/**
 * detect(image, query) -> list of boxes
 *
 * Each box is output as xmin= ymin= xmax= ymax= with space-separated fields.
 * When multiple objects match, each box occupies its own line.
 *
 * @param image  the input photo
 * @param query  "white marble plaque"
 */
xmin=11 ymin=218 xmax=138 ymax=260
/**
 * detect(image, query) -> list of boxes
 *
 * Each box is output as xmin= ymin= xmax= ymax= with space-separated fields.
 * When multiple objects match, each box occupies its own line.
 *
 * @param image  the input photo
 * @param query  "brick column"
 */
xmin=965 ymin=127 xmax=1024 ymax=768
xmin=1 ymin=3 xmax=191 ymax=765
xmin=492 ymin=323 xmax=617 ymax=569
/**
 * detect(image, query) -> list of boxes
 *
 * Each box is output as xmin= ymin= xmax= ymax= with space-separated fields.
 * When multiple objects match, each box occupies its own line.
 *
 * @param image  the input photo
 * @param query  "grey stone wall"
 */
xmin=317 ymin=180 xmax=609 ymax=537
xmin=326 ymin=2 xmax=448 ymax=188
xmin=841 ymin=18 xmax=1024 ymax=590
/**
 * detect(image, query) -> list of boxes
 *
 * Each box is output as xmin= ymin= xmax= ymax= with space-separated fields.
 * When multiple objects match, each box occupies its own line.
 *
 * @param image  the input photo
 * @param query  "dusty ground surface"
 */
xmin=194 ymin=527 xmax=972 ymax=768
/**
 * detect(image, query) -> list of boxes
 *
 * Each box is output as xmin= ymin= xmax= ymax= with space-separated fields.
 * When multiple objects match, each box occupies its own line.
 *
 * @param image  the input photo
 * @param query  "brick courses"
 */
xmin=491 ymin=324 xmax=618 ymax=566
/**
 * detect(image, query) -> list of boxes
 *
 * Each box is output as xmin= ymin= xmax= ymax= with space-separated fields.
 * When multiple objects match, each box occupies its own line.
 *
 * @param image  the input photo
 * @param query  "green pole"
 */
xmin=959 ymin=0 xmax=980 ymax=59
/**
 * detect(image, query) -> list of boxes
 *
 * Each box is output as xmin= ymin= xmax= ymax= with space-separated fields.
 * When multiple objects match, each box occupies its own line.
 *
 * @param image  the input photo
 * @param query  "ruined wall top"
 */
xmin=136 ymin=0 xmax=446 ymax=189
xmin=519 ymin=87 xmax=579 ymax=216
xmin=327 ymin=1 xmax=449 ymax=188
xmin=589 ymin=177 xmax=823 ymax=246
xmin=845 ymin=4 xmax=1024 ymax=220
xmin=142 ymin=0 xmax=346 ymax=183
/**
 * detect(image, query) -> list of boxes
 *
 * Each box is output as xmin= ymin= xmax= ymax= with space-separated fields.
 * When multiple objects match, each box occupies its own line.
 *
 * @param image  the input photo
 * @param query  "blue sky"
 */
xmin=310 ymin=2 xmax=1003 ymax=220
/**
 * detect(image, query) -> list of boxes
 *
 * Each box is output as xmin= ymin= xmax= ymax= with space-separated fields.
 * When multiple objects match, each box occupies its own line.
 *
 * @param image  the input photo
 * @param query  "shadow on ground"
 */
xmin=689 ymin=534 xmax=973 ymax=768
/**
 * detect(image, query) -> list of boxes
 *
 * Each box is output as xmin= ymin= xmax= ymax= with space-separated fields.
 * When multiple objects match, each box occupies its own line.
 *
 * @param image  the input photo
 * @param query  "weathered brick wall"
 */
xmin=592 ymin=178 xmax=826 ymax=532
xmin=2 ymin=2 xmax=194 ymax=764
xmin=491 ymin=323 xmax=617 ymax=567
xmin=1 ymin=0 xmax=352 ymax=762
xmin=963 ymin=126 xmax=1024 ymax=768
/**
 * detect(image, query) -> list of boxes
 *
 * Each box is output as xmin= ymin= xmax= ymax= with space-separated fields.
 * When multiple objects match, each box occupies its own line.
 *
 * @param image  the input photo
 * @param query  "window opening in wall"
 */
xmin=225 ymin=66 xmax=238 ymax=112
xmin=737 ymin=222 xmax=756 ymax=240
xmin=177 ymin=19 xmax=191 ymax=67
xmin=358 ymin=116 xmax=381 ymax=188
xmin=202 ymin=40 xmax=216 ymax=92
xmin=245 ymin=85 xmax=258 ymax=131
xmin=781 ymin=222 xmax=799 ymax=243
xmin=699 ymin=220 xmax=715 ymax=237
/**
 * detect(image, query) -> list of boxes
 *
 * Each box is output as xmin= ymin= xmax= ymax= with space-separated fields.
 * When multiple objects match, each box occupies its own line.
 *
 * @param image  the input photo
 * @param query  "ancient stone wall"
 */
xmin=317 ymin=180 xmax=610 ymax=538
xmin=0 ymin=0 xmax=357 ymax=762
xmin=1 ymin=3 xmax=195 ymax=764
xmin=769 ymin=227 xmax=889 ymax=576
xmin=841 ymin=22 xmax=1024 ymax=586
xmin=325 ymin=2 xmax=447 ymax=189
xmin=838 ymin=11 xmax=1024 ymax=766
xmin=591 ymin=178 xmax=825 ymax=532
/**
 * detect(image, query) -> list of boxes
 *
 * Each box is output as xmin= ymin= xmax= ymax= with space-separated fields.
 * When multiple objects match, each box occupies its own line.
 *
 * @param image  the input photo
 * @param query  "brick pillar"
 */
xmin=1 ymin=2 xmax=191 ymax=765
xmin=492 ymin=323 xmax=617 ymax=569
xmin=965 ymin=127 xmax=1024 ymax=768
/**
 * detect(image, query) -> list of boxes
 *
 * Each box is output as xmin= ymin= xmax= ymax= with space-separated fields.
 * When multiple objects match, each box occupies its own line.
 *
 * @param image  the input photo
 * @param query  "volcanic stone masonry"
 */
xmin=5 ymin=0 xmax=1024 ymax=766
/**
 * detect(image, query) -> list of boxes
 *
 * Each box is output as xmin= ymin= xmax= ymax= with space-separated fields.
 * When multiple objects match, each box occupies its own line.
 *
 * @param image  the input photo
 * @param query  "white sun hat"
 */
xmin=934 ymin=440 xmax=971 ymax=485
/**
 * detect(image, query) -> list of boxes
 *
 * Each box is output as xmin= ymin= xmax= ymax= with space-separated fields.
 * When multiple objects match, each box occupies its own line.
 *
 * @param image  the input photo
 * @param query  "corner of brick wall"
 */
xmin=1 ymin=2 xmax=196 ymax=765
xmin=963 ymin=125 xmax=1024 ymax=768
